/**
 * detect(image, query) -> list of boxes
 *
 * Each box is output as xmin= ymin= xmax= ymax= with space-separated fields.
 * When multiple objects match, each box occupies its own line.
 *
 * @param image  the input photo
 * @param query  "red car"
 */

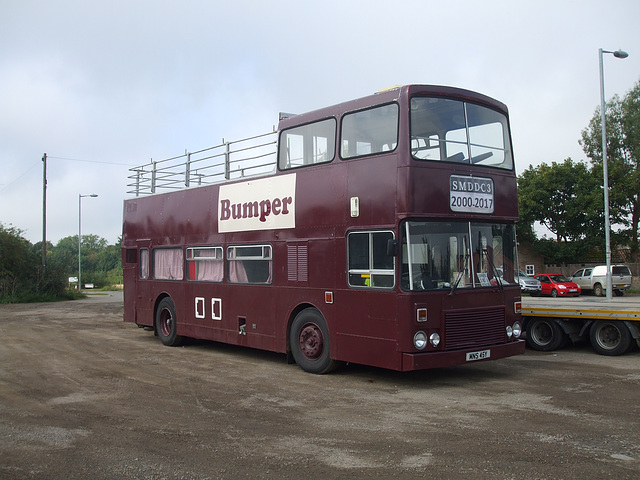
xmin=533 ymin=274 xmax=581 ymax=297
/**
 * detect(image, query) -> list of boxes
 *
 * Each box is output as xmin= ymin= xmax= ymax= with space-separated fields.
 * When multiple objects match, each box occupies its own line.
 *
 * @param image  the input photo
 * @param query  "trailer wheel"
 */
xmin=589 ymin=320 xmax=631 ymax=356
xmin=526 ymin=318 xmax=567 ymax=351
xmin=156 ymin=297 xmax=184 ymax=346
xmin=290 ymin=308 xmax=337 ymax=374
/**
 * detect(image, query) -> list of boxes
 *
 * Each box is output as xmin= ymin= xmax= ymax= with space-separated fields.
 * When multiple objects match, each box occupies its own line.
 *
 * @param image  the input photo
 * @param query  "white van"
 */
xmin=570 ymin=265 xmax=633 ymax=296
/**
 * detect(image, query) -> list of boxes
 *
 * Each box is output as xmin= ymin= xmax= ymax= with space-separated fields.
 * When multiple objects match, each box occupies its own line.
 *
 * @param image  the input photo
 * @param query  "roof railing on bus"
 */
xmin=127 ymin=131 xmax=278 ymax=196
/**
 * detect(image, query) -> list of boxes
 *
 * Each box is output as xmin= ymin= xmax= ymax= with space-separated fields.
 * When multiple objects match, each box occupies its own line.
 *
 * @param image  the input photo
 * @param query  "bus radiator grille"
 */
xmin=444 ymin=308 xmax=505 ymax=350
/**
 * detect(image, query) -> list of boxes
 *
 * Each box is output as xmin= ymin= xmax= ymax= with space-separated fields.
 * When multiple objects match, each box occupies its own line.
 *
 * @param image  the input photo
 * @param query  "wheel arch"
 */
xmin=523 ymin=316 xmax=566 ymax=330
xmin=624 ymin=320 xmax=640 ymax=340
xmin=555 ymin=318 xmax=582 ymax=343
xmin=579 ymin=320 xmax=594 ymax=338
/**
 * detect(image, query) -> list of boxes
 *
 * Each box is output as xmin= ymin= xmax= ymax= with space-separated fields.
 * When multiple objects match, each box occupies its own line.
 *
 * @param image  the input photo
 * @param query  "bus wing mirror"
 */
xmin=387 ymin=239 xmax=398 ymax=256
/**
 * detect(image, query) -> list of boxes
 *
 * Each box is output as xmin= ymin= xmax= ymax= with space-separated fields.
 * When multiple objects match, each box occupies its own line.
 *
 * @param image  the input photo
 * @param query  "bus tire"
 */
xmin=589 ymin=320 xmax=631 ymax=356
xmin=526 ymin=318 xmax=567 ymax=351
xmin=290 ymin=308 xmax=337 ymax=374
xmin=155 ymin=297 xmax=184 ymax=346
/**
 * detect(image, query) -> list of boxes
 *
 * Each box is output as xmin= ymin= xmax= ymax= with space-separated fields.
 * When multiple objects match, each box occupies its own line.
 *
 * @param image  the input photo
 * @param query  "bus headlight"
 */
xmin=429 ymin=332 xmax=441 ymax=347
xmin=414 ymin=331 xmax=428 ymax=350
xmin=506 ymin=325 xmax=513 ymax=338
xmin=512 ymin=321 xmax=522 ymax=338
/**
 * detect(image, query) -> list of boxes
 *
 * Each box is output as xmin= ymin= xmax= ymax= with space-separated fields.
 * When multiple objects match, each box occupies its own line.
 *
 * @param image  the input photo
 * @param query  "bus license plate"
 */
xmin=466 ymin=349 xmax=490 ymax=362
xmin=449 ymin=175 xmax=494 ymax=214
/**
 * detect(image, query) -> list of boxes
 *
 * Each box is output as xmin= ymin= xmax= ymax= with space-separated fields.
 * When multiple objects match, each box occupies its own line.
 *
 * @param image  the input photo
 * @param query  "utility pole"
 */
xmin=42 ymin=153 xmax=47 ymax=268
xmin=598 ymin=48 xmax=629 ymax=299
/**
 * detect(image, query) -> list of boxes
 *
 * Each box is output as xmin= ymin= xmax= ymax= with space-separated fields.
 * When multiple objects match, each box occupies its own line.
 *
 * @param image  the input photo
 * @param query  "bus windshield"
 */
xmin=401 ymin=221 xmax=517 ymax=291
xmin=410 ymin=97 xmax=513 ymax=169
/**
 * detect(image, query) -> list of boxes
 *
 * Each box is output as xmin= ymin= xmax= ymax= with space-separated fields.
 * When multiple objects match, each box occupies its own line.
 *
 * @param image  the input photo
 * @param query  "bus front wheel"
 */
xmin=155 ymin=297 xmax=184 ymax=346
xmin=290 ymin=309 xmax=337 ymax=374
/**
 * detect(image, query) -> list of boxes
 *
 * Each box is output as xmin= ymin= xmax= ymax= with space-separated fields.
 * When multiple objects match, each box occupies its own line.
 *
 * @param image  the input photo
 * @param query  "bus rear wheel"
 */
xmin=290 ymin=308 xmax=337 ymax=374
xmin=156 ymin=297 xmax=184 ymax=346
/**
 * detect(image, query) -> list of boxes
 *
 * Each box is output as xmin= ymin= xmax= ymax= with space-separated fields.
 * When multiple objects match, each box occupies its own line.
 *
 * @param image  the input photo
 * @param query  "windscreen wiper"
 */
xmin=449 ymin=253 xmax=470 ymax=296
xmin=483 ymin=248 xmax=503 ymax=291
xmin=449 ymin=270 xmax=465 ymax=296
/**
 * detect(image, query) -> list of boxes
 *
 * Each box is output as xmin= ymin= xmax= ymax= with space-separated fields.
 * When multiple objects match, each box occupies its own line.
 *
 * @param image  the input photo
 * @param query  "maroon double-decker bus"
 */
xmin=122 ymin=85 xmax=525 ymax=373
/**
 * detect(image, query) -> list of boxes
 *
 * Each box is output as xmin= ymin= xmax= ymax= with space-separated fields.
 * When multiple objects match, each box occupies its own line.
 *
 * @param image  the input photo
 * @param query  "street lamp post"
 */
xmin=78 ymin=193 xmax=98 ymax=292
xmin=598 ymin=48 xmax=628 ymax=300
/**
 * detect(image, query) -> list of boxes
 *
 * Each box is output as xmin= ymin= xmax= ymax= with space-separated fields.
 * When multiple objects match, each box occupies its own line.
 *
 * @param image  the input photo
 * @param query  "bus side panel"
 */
xmin=346 ymin=154 xmax=398 ymax=227
xmin=272 ymin=237 xmax=339 ymax=354
xmin=221 ymin=284 xmax=278 ymax=351
xmin=122 ymin=262 xmax=137 ymax=324
xmin=332 ymin=290 xmax=401 ymax=370
xmin=327 ymin=154 xmax=401 ymax=369
xmin=180 ymin=279 xmax=280 ymax=352
xmin=181 ymin=282 xmax=229 ymax=341
xmin=334 ymin=333 xmax=401 ymax=370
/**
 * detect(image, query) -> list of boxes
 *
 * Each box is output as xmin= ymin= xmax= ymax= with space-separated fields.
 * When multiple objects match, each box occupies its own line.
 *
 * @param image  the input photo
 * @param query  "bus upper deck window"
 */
xmin=279 ymin=118 xmax=336 ymax=170
xmin=410 ymin=97 xmax=513 ymax=170
xmin=341 ymin=104 xmax=399 ymax=159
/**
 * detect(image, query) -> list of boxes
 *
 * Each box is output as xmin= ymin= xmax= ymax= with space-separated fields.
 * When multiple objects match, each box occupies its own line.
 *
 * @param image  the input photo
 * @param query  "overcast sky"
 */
xmin=1 ymin=0 xmax=639 ymax=246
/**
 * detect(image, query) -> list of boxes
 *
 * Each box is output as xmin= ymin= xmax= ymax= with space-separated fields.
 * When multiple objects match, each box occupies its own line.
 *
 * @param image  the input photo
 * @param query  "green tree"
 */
xmin=48 ymin=235 xmax=78 ymax=279
xmin=0 ymin=224 xmax=66 ymax=301
xmin=49 ymin=234 xmax=121 ymax=289
xmin=97 ymin=237 xmax=123 ymax=285
xmin=0 ymin=224 xmax=33 ymax=299
xmin=518 ymin=158 xmax=601 ymax=242
xmin=580 ymin=80 xmax=640 ymax=260
xmin=517 ymin=158 xmax=602 ymax=264
xmin=0 ymin=224 xmax=121 ymax=302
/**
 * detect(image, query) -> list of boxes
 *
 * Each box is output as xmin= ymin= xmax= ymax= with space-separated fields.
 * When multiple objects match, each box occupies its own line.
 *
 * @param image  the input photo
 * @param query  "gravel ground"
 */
xmin=0 ymin=292 xmax=638 ymax=479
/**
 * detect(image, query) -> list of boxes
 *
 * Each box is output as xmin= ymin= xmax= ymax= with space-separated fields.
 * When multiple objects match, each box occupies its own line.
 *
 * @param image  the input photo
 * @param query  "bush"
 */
xmin=0 ymin=224 xmax=103 ymax=303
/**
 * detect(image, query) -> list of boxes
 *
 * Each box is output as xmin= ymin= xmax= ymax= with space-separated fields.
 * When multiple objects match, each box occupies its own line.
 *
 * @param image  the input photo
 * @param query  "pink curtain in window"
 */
xmin=196 ymin=259 xmax=224 ymax=281
xmin=154 ymin=249 xmax=184 ymax=280
xmin=140 ymin=249 xmax=149 ymax=279
xmin=228 ymin=260 xmax=248 ymax=283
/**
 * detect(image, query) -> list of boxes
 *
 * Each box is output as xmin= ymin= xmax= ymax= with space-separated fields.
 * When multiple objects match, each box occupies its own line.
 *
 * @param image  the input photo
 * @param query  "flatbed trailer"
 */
xmin=521 ymin=296 xmax=640 ymax=356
